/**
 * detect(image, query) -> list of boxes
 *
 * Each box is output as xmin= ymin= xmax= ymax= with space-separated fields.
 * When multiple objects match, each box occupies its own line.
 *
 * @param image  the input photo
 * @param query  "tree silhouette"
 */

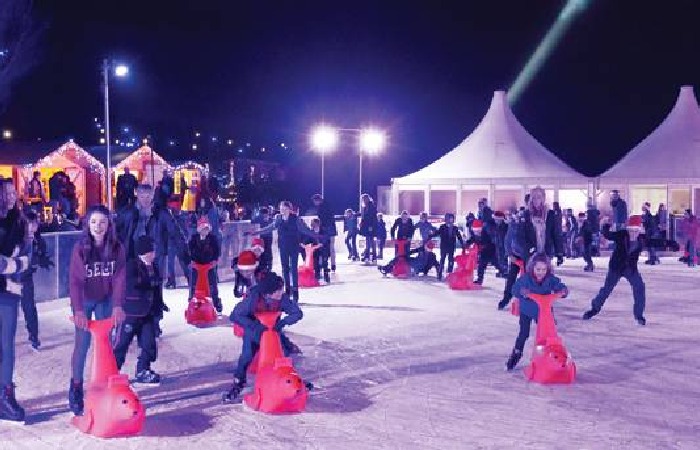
xmin=0 ymin=0 xmax=45 ymax=112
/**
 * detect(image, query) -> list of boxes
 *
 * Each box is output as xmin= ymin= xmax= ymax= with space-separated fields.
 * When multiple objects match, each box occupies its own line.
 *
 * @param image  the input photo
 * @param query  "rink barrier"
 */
xmin=33 ymin=221 xmax=258 ymax=303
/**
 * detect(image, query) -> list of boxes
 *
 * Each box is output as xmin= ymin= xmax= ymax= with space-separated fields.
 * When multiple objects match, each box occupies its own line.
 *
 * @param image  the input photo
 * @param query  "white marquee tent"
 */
xmin=388 ymin=90 xmax=589 ymax=216
xmin=598 ymin=85 xmax=700 ymax=216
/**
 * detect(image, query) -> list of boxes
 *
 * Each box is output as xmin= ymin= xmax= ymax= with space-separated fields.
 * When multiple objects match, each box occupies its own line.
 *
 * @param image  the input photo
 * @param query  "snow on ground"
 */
xmin=2 ymin=250 xmax=700 ymax=450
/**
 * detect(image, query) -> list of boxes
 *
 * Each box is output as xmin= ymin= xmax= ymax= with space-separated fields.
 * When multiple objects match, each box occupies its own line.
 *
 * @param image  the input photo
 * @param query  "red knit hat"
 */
xmin=471 ymin=219 xmax=483 ymax=231
xmin=251 ymin=237 xmax=264 ymax=250
xmin=237 ymin=250 xmax=259 ymax=271
xmin=197 ymin=217 xmax=211 ymax=232
xmin=627 ymin=215 xmax=643 ymax=230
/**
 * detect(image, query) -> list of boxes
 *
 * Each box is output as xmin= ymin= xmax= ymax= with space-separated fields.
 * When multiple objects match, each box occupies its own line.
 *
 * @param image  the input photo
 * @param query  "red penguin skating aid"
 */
xmin=185 ymin=262 xmax=217 ymax=326
xmin=446 ymin=245 xmax=480 ymax=290
xmin=298 ymin=243 xmax=322 ymax=288
xmin=391 ymin=239 xmax=411 ymax=278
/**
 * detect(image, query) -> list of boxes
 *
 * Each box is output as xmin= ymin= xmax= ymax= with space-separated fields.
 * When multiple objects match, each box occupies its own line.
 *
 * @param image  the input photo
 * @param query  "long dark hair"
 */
xmin=80 ymin=205 xmax=121 ymax=260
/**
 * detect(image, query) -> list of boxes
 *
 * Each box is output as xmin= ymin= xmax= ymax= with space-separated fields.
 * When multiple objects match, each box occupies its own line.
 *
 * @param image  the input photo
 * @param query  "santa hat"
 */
xmin=237 ymin=250 xmax=259 ymax=271
xmin=197 ymin=217 xmax=211 ymax=232
xmin=494 ymin=211 xmax=505 ymax=218
xmin=471 ymin=219 xmax=483 ymax=231
xmin=627 ymin=215 xmax=643 ymax=230
xmin=251 ymin=237 xmax=264 ymax=251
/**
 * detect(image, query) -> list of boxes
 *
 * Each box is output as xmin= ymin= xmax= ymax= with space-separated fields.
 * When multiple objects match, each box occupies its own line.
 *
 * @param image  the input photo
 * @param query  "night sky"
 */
xmin=2 ymin=0 xmax=700 ymax=208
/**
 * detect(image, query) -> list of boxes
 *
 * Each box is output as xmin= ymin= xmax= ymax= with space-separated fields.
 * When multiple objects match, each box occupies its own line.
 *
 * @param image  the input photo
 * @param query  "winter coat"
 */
xmin=189 ymin=234 xmax=220 ymax=264
xmin=577 ymin=220 xmax=593 ymax=246
xmin=391 ymin=218 xmax=415 ymax=240
xmin=69 ymin=240 xmax=126 ymax=311
xmin=601 ymin=224 xmax=645 ymax=274
xmin=124 ymin=258 xmax=164 ymax=317
xmin=512 ymin=273 xmax=567 ymax=321
xmin=116 ymin=204 xmax=170 ymax=259
xmin=415 ymin=221 xmax=436 ymax=242
xmin=344 ymin=216 xmax=358 ymax=234
xmin=511 ymin=210 xmax=561 ymax=259
xmin=257 ymin=213 xmax=317 ymax=251
xmin=230 ymin=284 xmax=303 ymax=332
xmin=316 ymin=201 xmax=338 ymax=237
xmin=642 ymin=210 xmax=659 ymax=238
xmin=431 ymin=224 xmax=464 ymax=251
xmin=376 ymin=219 xmax=387 ymax=241
xmin=587 ymin=208 xmax=601 ymax=233
xmin=0 ymin=208 xmax=26 ymax=294
xmin=359 ymin=201 xmax=378 ymax=237
xmin=610 ymin=198 xmax=628 ymax=229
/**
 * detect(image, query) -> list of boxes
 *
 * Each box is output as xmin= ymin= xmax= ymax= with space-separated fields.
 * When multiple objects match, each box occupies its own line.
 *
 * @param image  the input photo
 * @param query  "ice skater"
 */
xmin=189 ymin=217 xmax=222 ymax=312
xmin=223 ymin=271 xmax=303 ymax=403
xmin=344 ymin=209 xmax=359 ymax=261
xmin=232 ymin=242 xmax=266 ymax=299
xmin=430 ymin=213 xmax=464 ymax=281
xmin=582 ymin=216 xmax=647 ymax=325
xmin=505 ymin=253 xmax=568 ymax=371
xmin=378 ymin=240 xmax=440 ymax=277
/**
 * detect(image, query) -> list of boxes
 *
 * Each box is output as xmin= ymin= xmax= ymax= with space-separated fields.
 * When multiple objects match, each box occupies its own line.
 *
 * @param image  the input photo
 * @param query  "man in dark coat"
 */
xmin=116 ymin=168 xmax=138 ymax=210
xmin=312 ymin=194 xmax=338 ymax=272
xmin=430 ymin=213 xmax=464 ymax=280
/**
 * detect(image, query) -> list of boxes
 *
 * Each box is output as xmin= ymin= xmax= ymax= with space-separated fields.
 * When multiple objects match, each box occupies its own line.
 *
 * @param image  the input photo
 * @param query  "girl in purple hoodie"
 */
xmin=68 ymin=205 xmax=126 ymax=416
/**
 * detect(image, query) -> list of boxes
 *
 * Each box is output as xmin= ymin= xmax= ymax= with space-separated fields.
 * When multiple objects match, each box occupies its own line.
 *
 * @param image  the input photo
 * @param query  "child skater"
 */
xmin=307 ymin=218 xmax=330 ymax=283
xmin=344 ymin=208 xmax=359 ymax=261
xmin=506 ymin=253 xmax=568 ymax=371
xmin=378 ymin=240 xmax=440 ymax=277
xmin=232 ymin=242 xmax=265 ymax=299
xmin=68 ymin=205 xmax=126 ymax=416
xmin=576 ymin=212 xmax=594 ymax=272
xmin=582 ymin=216 xmax=647 ymax=325
xmin=189 ymin=217 xmax=221 ymax=312
xmin=430 ymin=213 xmax=464 ymax=281
xmin=113 ymin=235 xmax=165 ymax=385
xmin=376 ymin=213 xmax=387 ymax=260
xmin=18 ymin=211 xmax=53 ymax=350
xmin=223 ymin=271 xmax=303 ymax=403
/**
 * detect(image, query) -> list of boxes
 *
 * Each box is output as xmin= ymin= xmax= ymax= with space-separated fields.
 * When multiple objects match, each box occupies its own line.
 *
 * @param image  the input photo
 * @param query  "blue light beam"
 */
xmin=508 ymin=0 xmax=591 ymax=105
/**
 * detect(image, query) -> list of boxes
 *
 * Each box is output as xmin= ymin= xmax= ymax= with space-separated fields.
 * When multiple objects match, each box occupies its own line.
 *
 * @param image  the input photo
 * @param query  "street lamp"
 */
xmin=310 ymin=125 xmax=339 ymax=198
xmin=358 ymin=127 xmax=386 ymax=203
xmin=103 ymin=58 xmax=129 ymax=211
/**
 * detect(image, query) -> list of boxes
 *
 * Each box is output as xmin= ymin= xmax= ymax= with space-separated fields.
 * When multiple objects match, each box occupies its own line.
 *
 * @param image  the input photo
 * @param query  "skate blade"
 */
xmin=0 ymin=418 xmax=26 ymax=426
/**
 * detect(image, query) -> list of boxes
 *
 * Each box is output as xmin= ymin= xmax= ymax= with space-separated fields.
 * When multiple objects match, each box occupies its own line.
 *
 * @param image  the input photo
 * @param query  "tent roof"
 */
xmin=35 ymin=141 xmax=106 ymax=174
xmin=601 ymin=86 xmax=700 ymax=180
xmin=114 ymin=146 xmax=172 ymax=170
xmin=393 ymin=90 xmax=584 ymax=184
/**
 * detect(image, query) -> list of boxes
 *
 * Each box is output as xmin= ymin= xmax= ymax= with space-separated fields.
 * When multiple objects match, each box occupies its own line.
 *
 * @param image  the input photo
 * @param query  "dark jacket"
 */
xmin=359 ymin=201 xmax=378 ymax=237
xmin=257 ymin=213 xmax=317 ymax=251
xmin=431 ymin=224 xmax=464 ymax=251
xmin=512 ymin=210 xmax=562 ymax=259
xmin=512 ymin=273 xmax=567 ymax=321
xmin=586 ymin=208 xmax=601 ymax=233
xmin=316 ymin=201 xmax=337 ymax=237
xmin=116 ymin=205 xmax=170 ymax=259
xmin=124 ymin=258 xmax=164 ymax=317
xmin=189 ymin=233 xmax=220 ymax=264
xmin=577 ymin=220 xmax=593 ymax=246
xmin=230 ymin=284 xmax=303 ymax=332
xmin=344 ymin=215 xmax=358 ymax=234
xmin=390 ymin=218 xmax=415 ymax=240
xmin=611 ymin=199 xmax=628 ymax=228
xmin=407 ymin=247 xmax=438 ymax=273
xmin=376 ymin=219 xmax=387 ymax=241
xmin=642 ymin=210 xmax=659 ymax=238
xmin=602 ymin=224 xmax=645 ymax=274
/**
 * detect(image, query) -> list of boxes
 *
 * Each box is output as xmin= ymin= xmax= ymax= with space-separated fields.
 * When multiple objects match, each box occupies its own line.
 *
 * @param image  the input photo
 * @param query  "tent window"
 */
xmin=461 ymin=189 xmax=488 ymax=217
xmin=430 ymin=191 xmax=456 ymax=216
xmin=398 ymin=191 xmax=424 ymax=215
xmin=669 ymin=188 xmax=691 ymax=215
xmin=558 ymin=189 xmax=588 ymax=215
xmin=630 ymin=187 xmax=666 ymax=215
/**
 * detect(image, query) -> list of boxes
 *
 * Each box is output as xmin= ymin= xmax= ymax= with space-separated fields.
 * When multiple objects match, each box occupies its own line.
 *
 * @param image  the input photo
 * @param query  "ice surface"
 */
xmin=2 ymin=251 xmax=699 ymax=449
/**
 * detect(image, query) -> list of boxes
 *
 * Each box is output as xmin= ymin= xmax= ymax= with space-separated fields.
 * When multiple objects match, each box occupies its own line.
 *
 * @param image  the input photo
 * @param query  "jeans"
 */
xmin=234 ymin=329 xmax=292 ymax=383
xmin=190 ymin=266 xmax=220 ymax=306
xmin=514 ymin=314 xmax=534 ymax=352
xmin=279 ymin=246 xmax=300 ymax=290
xmin=260 ymin=235 xmax=273 ymax=272
xmin=377 ymin=237 xmax=386 ymax=258
xmin=113 ymin=314 xmax=157 ymax=373
xmin=591 ymin=268 xmax=646 ymax=319
xmin=0 ymin=296 xmax=20 ymax=386
xmin=362 ymin=233 xmax=377 ymax=260
xmin=501 ymin=260 xmax=523 ymax=303
xmin=439 ymin=248 xmax=455 ymax=277
xmin=71 ymin=300 xmax=113 ymax=382
xmin=687 ymin=240 xmax=696 ymax=267
xmin=345 ymin=232 xmax=358 ymax=258
xmin=476 ymin=249 xmax=498 ymax=282
xmin=582 ymin=242 xmax=593 ymax=267
xmin=21 ymin=274 xmax=39 ymax=340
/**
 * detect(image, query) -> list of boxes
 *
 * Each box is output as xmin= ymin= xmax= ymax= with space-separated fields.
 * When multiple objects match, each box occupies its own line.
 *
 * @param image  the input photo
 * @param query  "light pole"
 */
xmin=310 ymin=125 xmax=339 ymax=198
xmin=103 ymin=59 xmax=129 ymax=211
xmin=358 ymin=128 xmax=386 ymax=205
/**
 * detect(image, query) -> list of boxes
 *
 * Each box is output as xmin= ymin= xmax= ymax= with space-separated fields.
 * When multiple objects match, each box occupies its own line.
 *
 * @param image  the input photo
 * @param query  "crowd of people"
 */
xmin=1 ymin=172 xmax=700 ymax=424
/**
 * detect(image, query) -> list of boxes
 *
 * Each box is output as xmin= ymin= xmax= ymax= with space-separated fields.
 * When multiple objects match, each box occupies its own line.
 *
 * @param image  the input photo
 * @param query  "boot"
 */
xmin=506 ymin=349 xmax=522 ymax=371
xmin=68 ymin=379 xmax=84 ymax=416
xmin=635 ymin=316 xmax=646 ymax=326
xmin=29 ymin=335 xmax=41 ymax=351
xmin=582 ymin=308 xmax=600 ymax=320
xmin=165 ymin=278 xmax=176 ymax=289
xmin=222 ymin=378 xmax=246 ymax=404
xmin=213 ymin=298 xmax=223 ymax=314
xmin=331 ymin=264 xmax=336 ymax=272
xmin=323 ymin=270 xmax=331 ymax=283
xmin=0 ymin=384 xmax=25 ymax=423
xmin=497 ymin=298 xmax=509 ymax=310
xmin=135 ymin=369 xmax=161 ymax=385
